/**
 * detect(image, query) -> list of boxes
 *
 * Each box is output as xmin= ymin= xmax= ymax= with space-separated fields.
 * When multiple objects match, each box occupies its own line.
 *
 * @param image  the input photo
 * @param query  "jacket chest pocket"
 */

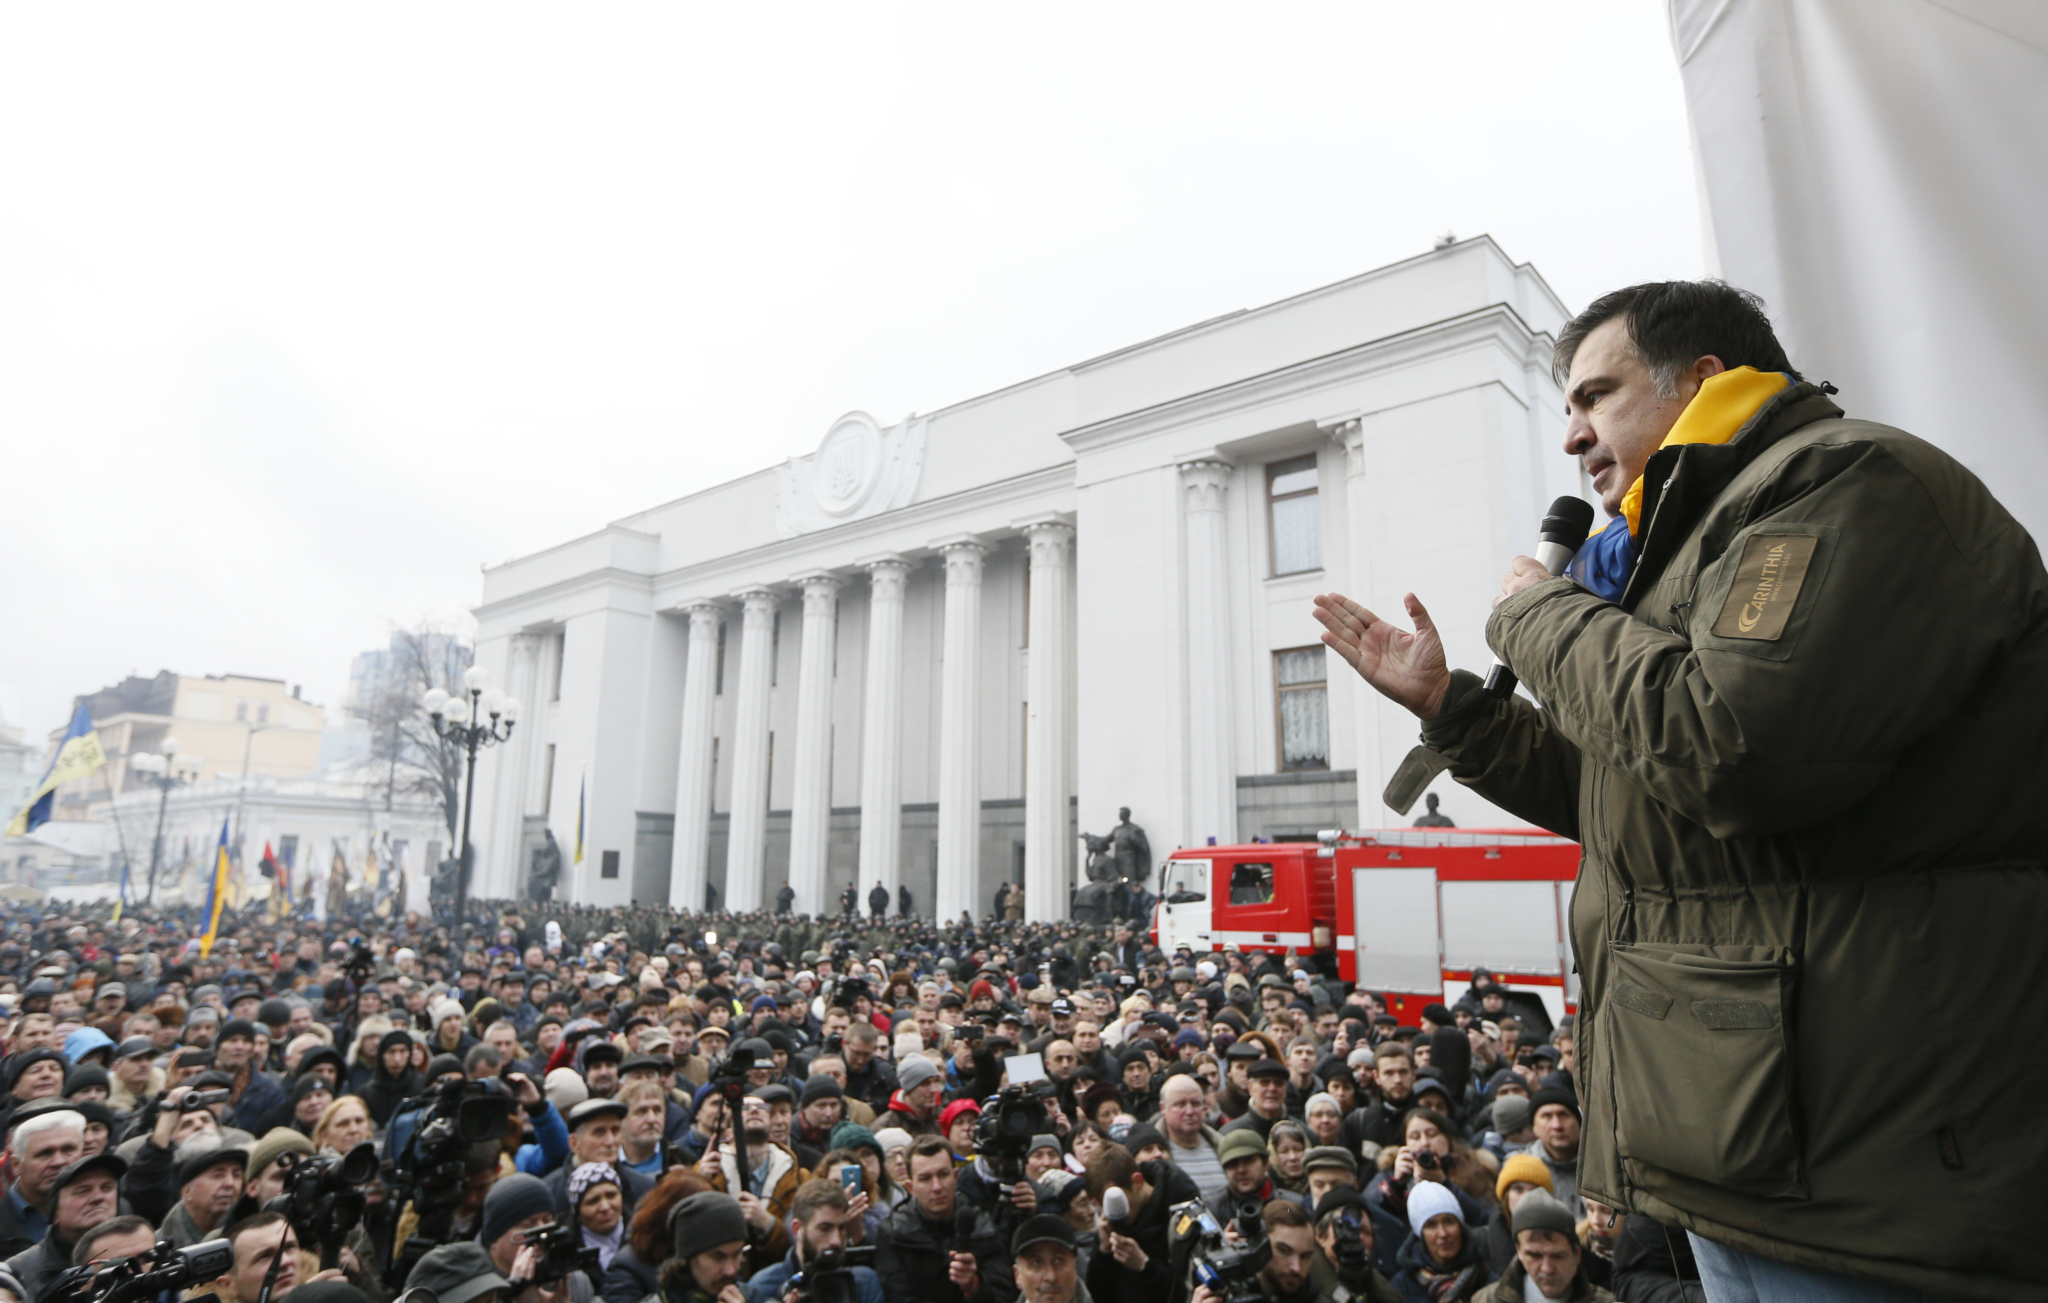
xmin=1605 ymin=941 xmax=1807 ymax=1200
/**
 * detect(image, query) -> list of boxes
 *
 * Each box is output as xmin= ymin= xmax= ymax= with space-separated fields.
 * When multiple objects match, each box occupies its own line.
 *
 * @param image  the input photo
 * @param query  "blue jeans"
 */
xmin=1688 ymin=1233 xmax=1943 ymax=1303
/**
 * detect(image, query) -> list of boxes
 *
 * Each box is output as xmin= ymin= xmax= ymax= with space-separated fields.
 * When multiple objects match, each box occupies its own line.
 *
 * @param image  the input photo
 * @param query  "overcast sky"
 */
xmin=0 ymin=2 xmax=1701 ymax=739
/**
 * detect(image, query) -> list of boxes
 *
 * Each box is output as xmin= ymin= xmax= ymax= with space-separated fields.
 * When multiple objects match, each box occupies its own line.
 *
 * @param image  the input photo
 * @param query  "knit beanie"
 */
xmin=1494 ymin=1151 xmax=1555 ymax=1202
xmin=431 ymin=999 xmax=466 ymax=1027
xmin=800 ymin=1076 xmax=842 ymax=1106
xmin=896 ymin=1055 xmax=939 ymax=1092
xmin=1511 ymin=1187 xmax=1578 ymax=1239
xmin=872 ymin=1127 xmax=913 ymax=1155
xmin=1527 ymin=1086 xmax=1581 ymax=1119
xmin=1492 ymin=1095 xmax=1533 ymax=1136
xmin=1406 ymin=1180 xmax=1465 ymax=1238
xmin=480 ymin=1173 xmax=556 ymax=1248
xmin=828 ymin=1121 xmax=879 ymax=1157
xmin=670 ymin=1191 xmax=749 ymax=1259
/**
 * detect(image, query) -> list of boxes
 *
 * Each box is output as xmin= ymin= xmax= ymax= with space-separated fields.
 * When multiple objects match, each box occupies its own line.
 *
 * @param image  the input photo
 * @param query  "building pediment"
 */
xmin=774 ymin=411 xmax=926 ymax=538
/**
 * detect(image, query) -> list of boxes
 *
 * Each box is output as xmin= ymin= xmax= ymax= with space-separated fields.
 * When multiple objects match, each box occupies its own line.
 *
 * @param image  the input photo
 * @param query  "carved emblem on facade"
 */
xmin=774 ymin=411 xmax=927 ymax=538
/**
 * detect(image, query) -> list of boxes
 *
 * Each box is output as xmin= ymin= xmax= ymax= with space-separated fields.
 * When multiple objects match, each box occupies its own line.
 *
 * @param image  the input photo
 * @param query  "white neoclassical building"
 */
xmin=466 ymin=238 xmax=1582 ymax=919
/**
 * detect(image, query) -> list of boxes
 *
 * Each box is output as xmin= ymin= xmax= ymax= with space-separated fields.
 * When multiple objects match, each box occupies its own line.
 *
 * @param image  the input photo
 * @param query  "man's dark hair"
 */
xmin=1554 ymin=280 xmax=1800 ymax=395
xmin=1261 ymin=1198 xmax=1311 ymax=1231
xmin=788 ymin=1177 xmax=850 ymax=1228
xmin=907 ymin=1135 xmax=953 ymax=1170
xmin=222 ymin=1209 xmax=289 ymax=1252
xmin=73 ymin=1214 xmax=152 ymax=1266
xmin=465 ymin=1044 xmax=502 ymax=1075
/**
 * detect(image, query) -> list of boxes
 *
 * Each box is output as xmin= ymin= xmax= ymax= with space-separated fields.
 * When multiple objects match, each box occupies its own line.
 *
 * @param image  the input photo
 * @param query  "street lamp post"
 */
xmin=423 ymin=667 xmax=519 ymax=933
xmin=129 ymin=738 xmax=205 ymax=904
xmin=233 ymin=721 xmax=282 ymax=868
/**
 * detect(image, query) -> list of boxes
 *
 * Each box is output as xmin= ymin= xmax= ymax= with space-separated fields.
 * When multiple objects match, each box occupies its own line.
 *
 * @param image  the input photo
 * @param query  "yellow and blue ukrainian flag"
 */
xmin=574 ymin=773 xmax=586 ymax=866
xmin=201 ymin=816 xmax=231 ymax=956
xmin=112 ymin=859 xmax=132 ymax=922
xmin=7 ymin=704 xmax=106 ymax=837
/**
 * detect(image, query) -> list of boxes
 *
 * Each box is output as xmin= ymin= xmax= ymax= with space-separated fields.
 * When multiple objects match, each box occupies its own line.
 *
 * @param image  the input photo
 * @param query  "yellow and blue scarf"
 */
xmin=1568 ymin=367 xmax=1793 ymax=601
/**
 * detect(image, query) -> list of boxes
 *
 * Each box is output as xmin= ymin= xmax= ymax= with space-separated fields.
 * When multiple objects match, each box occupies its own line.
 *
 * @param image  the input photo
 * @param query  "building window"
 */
xmin=257 ymin=704 xmax=270 ymax=724
xmin=235 ymin=701 xmax=248 ymax=722
xmin=1274 ymin=647 xmax=1329 ymax=771
xmin=1267 ymin=455 xmax=1322 ymax=575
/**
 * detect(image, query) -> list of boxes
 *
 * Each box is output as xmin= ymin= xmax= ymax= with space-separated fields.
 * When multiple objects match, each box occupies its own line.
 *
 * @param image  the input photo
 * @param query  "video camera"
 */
xmin=45 ymin=1239 xmax=235 ymax=1303
xmin=707 ymin=1043 xmax=758 ymax=1193
xmin=972 ymin=1080 xmax=1055 ymax=1184
xmin=383 ymin=1076 xmax=518 ymax=1285
xmin=787 ymin=1245 xmax=877 ymax=1303
xmin=267 ymin=1142 xmax=379 ymax=1269
xmin=1174 ymin=1199 xmax=1272 ymax=1303
xmin=181 ymin=1088 xmax=231 ymax=1112
xmin=518 ymin=1222 xmax=602 ymax=1287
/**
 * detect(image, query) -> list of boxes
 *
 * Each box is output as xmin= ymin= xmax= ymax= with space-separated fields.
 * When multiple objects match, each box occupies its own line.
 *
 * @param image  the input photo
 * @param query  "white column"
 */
xmin=482 ymin=633 xmax=543 ymax=899
xmin=1180 ymin=460 xmax=1238 ymax=846
xmin=723 ymin=587 xmax=776 ymax=911
xmin=857 ymin=557 xmax=911 ymax=901
xmin=669 ymin=602 xmax=723 ymax=909
xmin=1023 ymin=520 xmax=1075 ymax=921
xmin=1335 ymin=420 xmax=1391 ymax=823
xmin=934 ymin=538 xmax=988 ymax=924
xmin=787 ymin=573 xmax=841 ymax=914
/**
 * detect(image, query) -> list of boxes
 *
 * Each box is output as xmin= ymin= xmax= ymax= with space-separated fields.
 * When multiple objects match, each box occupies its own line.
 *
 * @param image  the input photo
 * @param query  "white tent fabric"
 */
xmin=1669 ymin=0 xmax=2048 ymax=543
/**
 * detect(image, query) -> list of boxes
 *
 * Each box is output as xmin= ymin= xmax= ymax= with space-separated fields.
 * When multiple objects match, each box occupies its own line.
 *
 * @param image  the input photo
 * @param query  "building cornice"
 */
xmin=473 ymin=567 xmax=655 ymax=624
xmin=1060 ymin=304 xmax=1550 ymax=458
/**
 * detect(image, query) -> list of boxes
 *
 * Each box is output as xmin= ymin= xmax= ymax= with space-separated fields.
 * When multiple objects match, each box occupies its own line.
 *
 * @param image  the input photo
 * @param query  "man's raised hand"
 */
xmin=1312 ymin=591 xmax=1452 ymax=720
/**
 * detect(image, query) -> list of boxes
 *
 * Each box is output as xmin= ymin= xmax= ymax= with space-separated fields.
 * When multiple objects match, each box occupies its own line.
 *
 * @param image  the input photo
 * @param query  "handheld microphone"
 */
xmin=1101 ymin=1185 xmax=1131 ymax=1231
xmin=1484 ymin=495 xmax=1598 ymax=698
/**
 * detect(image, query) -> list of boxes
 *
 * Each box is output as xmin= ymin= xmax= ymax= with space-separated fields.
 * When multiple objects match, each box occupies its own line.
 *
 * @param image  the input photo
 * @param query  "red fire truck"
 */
xmin=1151 ymin=828 xmax=1582 ymax=1028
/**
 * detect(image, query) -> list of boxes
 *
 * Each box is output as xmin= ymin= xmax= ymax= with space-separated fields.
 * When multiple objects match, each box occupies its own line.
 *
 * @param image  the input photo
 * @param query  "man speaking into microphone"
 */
xmin=1313 ymin=280 xmax=2048 ymax=1303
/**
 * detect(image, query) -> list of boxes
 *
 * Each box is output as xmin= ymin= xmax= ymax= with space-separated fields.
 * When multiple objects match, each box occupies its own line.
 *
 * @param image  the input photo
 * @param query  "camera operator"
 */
xmin=740 ymin=1179 xmax=882 ymax=1303
xmin=1190 ymin=1200 xmax=1327 ymax=1303
xmin=657 ymin=1192 xmax=750 ymax=1303
xmin=1078 ymin=1141 xmax=1199 ymax=1303
xmin=405 ymin=1243 xmax=513 ymax=1303
xmin=874 ymin=1136 xmax=1015 ymax=1303
xmin=1307 ymin=1191 xmax=1399 ymax=1303
xmin=696 ymin=1094 xmax=803 ymax=1273
xmin=1205 ymin=1132 xmax=1305 ymax=1236
xmin=5 ymin=1152 xmax=125 ymax=1302
xmin=71 ymin=1216 xmax=157 ymax=1271
xmin=481 ymin=1173 xmax=589 ymax=1303
xmin=211 ymin=1212 xmax=348 ymax=1303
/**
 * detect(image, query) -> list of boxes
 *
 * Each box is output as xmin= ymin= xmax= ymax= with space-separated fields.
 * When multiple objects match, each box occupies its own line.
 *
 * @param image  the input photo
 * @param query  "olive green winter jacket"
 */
xmin=1422 ymin=383 xmax=2048 ymax=1300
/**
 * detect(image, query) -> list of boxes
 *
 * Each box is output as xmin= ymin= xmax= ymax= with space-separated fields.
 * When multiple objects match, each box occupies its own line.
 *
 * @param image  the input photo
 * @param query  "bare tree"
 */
xmin=352 ymin=625 xmax=472 ymax=838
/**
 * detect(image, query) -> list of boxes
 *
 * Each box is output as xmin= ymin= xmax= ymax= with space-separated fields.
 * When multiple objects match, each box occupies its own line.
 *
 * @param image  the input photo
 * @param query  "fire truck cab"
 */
xmin=1154 ymin=828 xmax=1581 ymax=1028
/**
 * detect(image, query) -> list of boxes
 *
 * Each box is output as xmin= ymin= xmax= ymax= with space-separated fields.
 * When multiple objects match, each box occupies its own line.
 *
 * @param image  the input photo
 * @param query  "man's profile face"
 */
xmin=1563 ymin=315 xmax=1723 ymax=515
xmin=223 ymin=1224 xmax=298 ymax=1303
xmin=87 ymin=1227 xmax=156 ymax=1266
xmin=1262 ymin=1223 xmax=1315 ymax=1296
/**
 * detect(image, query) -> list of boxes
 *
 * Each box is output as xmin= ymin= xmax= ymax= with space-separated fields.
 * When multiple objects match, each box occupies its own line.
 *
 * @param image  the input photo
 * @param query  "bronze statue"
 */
xmin=1077 ymin=807 xmax=1154 ymax=924
xmin=528 ymin=829 xmax=564 ymax=901
xmin=1413 ymin=792 xmax=1456 ymax=828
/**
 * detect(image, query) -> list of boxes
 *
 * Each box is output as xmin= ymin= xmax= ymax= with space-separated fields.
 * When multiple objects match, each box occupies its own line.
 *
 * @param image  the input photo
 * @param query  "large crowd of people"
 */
xmin=0 ymin=891 xmax=1710 ymax=1303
